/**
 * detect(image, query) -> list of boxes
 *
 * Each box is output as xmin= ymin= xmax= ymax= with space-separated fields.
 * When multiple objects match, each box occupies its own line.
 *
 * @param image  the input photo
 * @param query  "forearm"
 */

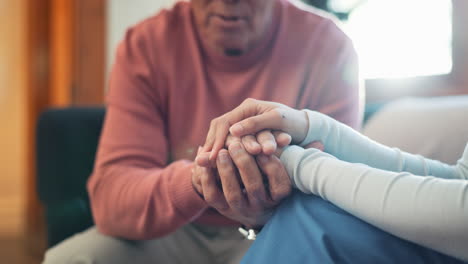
xmin=88 ymin=160 xmax=208 ymax=240
xmin=281 ymin=146 xmax=468 ymax=261
xmin=87 ymin=103 xmax=208 ymax=240
xmin=90 ymin=27 xmax=213 ymax=239
xmin=301 ymin=110 xmax=459 ymax=179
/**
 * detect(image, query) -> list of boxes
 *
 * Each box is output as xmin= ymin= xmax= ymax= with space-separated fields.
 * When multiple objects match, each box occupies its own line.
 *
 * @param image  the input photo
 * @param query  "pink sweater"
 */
xmin=88 ymin=0 xmax=363 ymax=240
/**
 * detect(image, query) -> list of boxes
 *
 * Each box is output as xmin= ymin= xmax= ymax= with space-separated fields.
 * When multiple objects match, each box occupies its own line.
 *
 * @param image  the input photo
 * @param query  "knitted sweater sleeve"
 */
xmin=87 ymin=25 xmax=208 ymax=240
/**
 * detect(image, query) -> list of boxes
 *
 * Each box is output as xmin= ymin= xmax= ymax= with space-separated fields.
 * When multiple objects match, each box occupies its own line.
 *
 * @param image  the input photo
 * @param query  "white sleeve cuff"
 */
xmin=298 ymin=110 xmax=315 ymax=147
xmin=280 ymin=145 xmax=305 ymax=189
xmin=297 ymin=109 xmax=329 ymax=148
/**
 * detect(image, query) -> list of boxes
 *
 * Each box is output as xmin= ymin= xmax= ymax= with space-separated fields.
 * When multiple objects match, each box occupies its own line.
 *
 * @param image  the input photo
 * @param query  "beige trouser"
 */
xmin=42 ymin=224 xmax=253 ymax=264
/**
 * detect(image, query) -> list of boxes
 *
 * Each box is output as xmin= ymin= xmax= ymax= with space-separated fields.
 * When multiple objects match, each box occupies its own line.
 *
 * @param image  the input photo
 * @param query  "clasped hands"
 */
xmin=192 ymin=130 xmax=292 ymax=228
xmin=191 ymin=99 xmax=323 ymax=228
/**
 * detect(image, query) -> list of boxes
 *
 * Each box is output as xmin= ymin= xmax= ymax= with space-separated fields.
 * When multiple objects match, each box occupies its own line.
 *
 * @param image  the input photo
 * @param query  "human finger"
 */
xmin=201 ymin=117 xmax=229 ymax=163
xmin=225 ymin=134 xmax=242 ymax=148
xmin=203 ymin=99 xmax=278 ymax=158
xmin=256 ymin=155 xmax=291 ymax=204
xmin=196 ymin=144 xmax=217 ymax=167
xmin=241 ymin=135 xmax=262 ymax=155
xmin=202 ymin=118 xmax=218 ymax=153
xmin=196 ymin=145 xmax=210 ymax=167
xmin=216 ymin=149 xmax=246 ymax=210
xmin=228 ymin=142 xmax=268 ymax=209
xmin=200 ymin=166 xmax=229 ymax=211
xmin=229 ymin=109 xmax=286 ymax=137
xmin=208 ymin=115 xmax=234 ymax=162
xmin=195 ymin=152 xmax=211 ymax=167
xmin=273 ymin=131 xmax=292 ymax=148
xmin=230 ymin=108 xmax=308 ymax=144
xmin=256 ymin=130 xmax=277 ymax=155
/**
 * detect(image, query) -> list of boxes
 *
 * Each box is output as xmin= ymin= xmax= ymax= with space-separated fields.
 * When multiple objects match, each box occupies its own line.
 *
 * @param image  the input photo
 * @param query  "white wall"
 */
xmin=107 ymin=0 xmax=179 ymax=73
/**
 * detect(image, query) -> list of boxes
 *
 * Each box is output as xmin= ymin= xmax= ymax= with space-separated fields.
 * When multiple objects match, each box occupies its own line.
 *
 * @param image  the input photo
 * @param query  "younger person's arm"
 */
xmin=280 ymin=144 xmax=468 ymax=261
xmin=300 ymin=110 xmax=462 ymax=179
xmin=88 ymin=26 xmax=208 ymax=240
xmin=201 ymin=99 xmax=462 ymax=180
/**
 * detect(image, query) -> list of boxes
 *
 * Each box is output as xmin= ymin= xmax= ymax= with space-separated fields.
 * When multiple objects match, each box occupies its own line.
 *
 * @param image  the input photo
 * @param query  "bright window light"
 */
xmin=339 ymin=0 xmax=452 ymax=79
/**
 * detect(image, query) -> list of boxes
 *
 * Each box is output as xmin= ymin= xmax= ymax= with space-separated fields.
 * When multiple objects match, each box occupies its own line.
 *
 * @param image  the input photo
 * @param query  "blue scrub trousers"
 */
xmin=242 ymin=191 xmax=465 ymax=264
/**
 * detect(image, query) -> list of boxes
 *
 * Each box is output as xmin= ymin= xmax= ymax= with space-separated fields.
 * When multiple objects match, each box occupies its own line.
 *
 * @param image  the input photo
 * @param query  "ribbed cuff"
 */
xmin=169 ymin=162 xmax=209 ymax=221
xmin=280 ymin=145 xmax=304 ymax=189
xmin=298 ymin=110 xmax=326 ymax=148
xmin=298 ymin=110 xmax=315 ymax=147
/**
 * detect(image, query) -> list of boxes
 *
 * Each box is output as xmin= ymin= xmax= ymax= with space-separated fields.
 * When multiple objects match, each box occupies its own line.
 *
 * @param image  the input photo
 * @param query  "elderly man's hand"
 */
xmin=196 ymin=131 xmax=291 ymax=167
xmin=201 ymin=98 xmax=309 ymax=162
xmin=197 ymin=139 xmax=291 ymax=228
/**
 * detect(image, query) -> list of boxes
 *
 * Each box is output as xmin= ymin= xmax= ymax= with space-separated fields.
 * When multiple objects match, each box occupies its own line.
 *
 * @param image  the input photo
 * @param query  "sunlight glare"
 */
xmin=342 ymin=0 xmax=452 ymax=79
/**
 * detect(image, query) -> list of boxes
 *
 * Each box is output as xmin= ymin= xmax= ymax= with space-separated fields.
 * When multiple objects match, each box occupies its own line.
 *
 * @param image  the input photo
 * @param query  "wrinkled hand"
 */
xmin=233 ymin=130 xmax=292 ymax=156
xmin=202 ymin=98 xmax=309 ymax=162
xmin=195 ymin=139 xmax=291 ymax=228
xmin=197 ymin=130 xmax=291 ymax=167
xmin=192 ymin=147 xmax=206 ymax=198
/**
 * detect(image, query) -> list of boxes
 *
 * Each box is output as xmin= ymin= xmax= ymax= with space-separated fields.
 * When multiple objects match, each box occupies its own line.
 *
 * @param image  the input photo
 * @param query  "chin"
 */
xmin=217 ymin=40 xmax=249 ymax=56
xmin=209 ymin=31 xmax=247 ymax=51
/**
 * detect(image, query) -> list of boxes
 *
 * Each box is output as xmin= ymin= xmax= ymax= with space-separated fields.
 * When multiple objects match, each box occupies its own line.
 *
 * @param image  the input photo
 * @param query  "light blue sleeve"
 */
xmin=280 ymin=145 xmax=468 ymax=261
xmin=299 ymin=110 xmax=465 ymax=180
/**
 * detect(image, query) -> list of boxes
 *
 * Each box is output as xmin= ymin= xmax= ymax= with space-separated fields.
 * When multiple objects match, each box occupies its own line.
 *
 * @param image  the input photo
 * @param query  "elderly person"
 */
xmin=43 ymin=0 xmax=361 ymax=263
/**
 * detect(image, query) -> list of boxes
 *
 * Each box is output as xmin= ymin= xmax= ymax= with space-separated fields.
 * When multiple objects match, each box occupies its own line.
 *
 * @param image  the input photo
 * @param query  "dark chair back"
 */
xmin=37 ymin=107 xmax=105 ymax=247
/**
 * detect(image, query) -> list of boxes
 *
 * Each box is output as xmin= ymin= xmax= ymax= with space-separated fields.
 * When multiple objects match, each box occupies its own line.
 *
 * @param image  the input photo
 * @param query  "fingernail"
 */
xmin=195 ymin=155 xmax=206 ymax=166
xmin=250 ymin=141 xmax=260 ymax=150
xmin=230 ymin=124 xmax=243 ymax=135
xmin=230 ymin=143 xmax=243 ymax=155
xmin=209 ymin=151 xmax=215 ymax=161
xmin=263 ymin=142 xmax=275 ymax=152
xmin=218 ymin=152 xmax=228 ymax=164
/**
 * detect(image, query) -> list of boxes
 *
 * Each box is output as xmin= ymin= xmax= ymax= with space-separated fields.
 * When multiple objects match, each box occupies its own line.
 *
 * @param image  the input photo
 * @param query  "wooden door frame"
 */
xmin=24 ymin=0 xmax=50 ymax=254
xmin=73 ymin=0 xmax=106 ymax=105
xmin=25 ymin=0 xmax=106 ymax=251
xmin=50 ymin=0 xmax=106 ymax=106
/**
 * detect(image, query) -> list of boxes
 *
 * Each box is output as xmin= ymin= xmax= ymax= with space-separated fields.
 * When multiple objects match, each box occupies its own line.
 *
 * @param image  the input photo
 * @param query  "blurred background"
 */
xmin=1 ymin=0 xmax=467 ymax=263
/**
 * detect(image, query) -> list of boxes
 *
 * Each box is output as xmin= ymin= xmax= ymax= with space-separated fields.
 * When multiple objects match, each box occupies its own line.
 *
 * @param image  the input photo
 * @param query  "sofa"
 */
xmin=36 ymin=96 xmax=468 ymax=248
